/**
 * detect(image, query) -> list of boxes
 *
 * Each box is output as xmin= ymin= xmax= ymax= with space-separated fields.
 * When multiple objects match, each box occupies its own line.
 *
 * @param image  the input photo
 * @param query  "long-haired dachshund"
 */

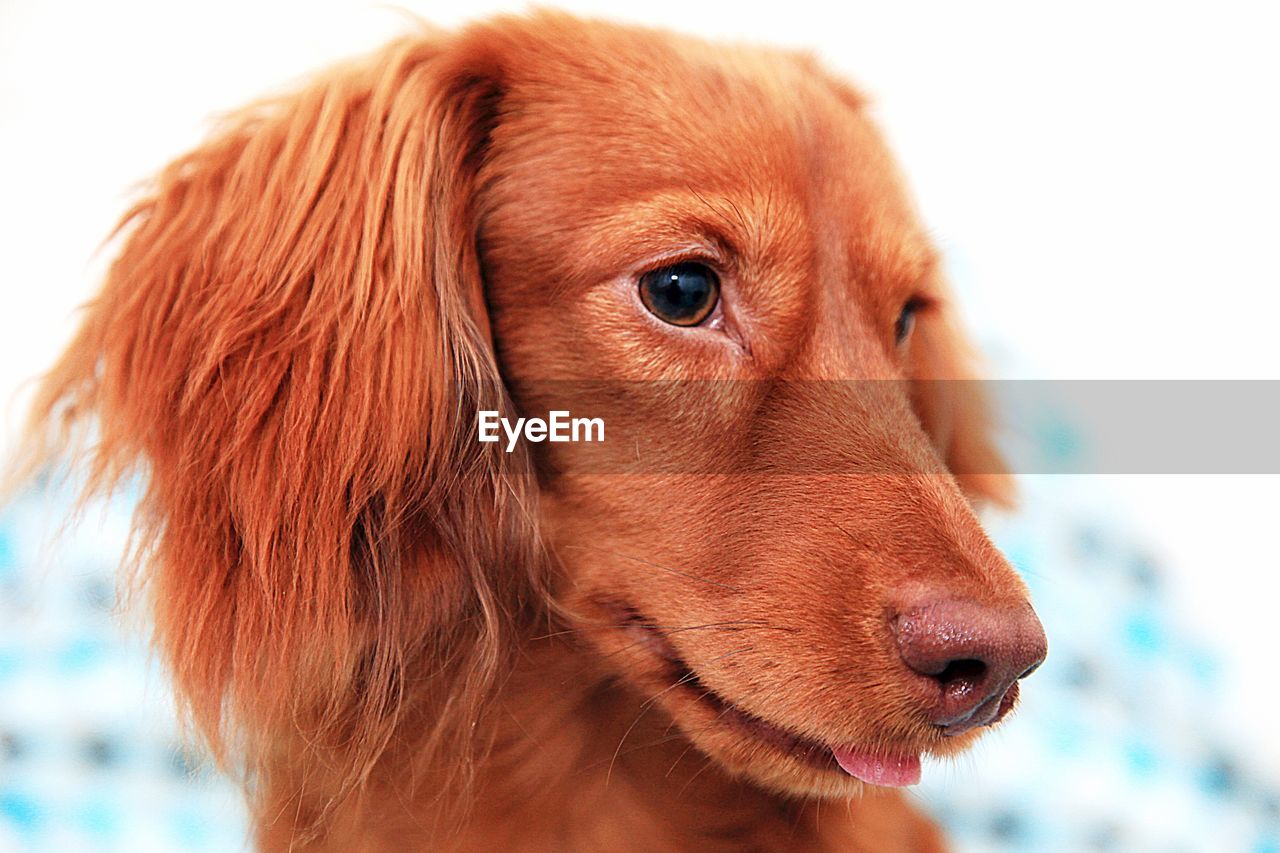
xmin=21 ymin=11 xmax=1046 ymax=851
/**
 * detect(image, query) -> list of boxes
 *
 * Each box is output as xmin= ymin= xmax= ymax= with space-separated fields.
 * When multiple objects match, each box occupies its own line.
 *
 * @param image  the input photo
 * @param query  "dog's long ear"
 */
xmin=908 ymin=298 xmax=1015 ymax=507
xmin=21 ymin=32 xmax=537 ymax=813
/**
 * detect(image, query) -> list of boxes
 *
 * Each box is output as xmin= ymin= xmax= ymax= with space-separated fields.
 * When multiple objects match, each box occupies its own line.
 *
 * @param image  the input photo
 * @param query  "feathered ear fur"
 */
xmin=909 ymin=302 xmax=1015 ymax=507
xmin=20 ymin=30 xmax=540 ymax=825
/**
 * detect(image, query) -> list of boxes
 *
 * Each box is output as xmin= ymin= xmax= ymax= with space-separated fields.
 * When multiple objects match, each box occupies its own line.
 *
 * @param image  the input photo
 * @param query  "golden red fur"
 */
xmin=19 ymin=12 xmax=1043 ymax=850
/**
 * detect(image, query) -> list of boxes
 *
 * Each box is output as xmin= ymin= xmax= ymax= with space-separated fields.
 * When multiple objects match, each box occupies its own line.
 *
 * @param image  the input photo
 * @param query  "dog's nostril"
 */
xmin=935 ymin=658 xmax=986 ymax=688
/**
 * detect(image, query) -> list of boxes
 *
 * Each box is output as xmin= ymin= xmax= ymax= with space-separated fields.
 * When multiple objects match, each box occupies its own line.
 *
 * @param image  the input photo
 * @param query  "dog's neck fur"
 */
xmin=258 ymin=633 xmax=942 ymax=852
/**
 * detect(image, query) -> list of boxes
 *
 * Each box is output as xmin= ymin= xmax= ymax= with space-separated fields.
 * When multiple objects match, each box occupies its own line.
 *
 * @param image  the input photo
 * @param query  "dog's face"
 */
xmin=472 ymin=22 xmax=1046 ymax=796
xmin=31 ymin=12 xmax=1046 ymax=816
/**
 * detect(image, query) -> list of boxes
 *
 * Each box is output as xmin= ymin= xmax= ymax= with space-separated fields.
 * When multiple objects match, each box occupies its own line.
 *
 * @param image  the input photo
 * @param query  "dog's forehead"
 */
xmin=488 ymin=30 xmax=889 ymax=198
xmin=477 ymin=20 xmax=934 ymax=298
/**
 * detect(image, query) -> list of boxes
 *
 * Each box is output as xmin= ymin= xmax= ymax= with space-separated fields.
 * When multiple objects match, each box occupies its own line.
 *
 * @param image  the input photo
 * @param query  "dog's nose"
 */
xmin=893 ymin=598 xmax=1047 ymax=736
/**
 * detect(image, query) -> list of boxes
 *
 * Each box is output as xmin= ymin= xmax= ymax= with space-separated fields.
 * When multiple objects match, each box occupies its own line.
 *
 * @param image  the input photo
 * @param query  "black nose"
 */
xmin=894 ymin=598 xmax=1047 ymax=736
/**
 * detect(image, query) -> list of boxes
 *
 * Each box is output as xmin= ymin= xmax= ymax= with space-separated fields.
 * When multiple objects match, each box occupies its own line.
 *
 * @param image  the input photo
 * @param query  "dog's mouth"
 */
xmin=609 ymin=604 xmax=923 ymax=788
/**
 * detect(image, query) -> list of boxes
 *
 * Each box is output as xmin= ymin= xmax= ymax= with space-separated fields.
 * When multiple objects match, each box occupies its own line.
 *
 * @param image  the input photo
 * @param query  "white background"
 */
xmin=2 ymin=0 xmax=1277 ymax=758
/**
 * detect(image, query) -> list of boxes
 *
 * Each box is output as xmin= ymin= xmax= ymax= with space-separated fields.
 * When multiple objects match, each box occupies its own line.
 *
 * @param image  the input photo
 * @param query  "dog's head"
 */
xmin=30 ymin=12 xmax=1043 ymax=811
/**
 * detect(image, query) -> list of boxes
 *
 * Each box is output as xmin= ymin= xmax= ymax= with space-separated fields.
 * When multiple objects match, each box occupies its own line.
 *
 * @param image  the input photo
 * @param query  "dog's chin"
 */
xmin=594 ymin=601 xmax=996 ymax=798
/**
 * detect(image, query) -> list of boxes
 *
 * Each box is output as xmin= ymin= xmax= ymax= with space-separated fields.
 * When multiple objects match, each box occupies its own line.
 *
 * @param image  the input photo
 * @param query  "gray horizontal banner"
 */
xmin=457 ymin=380 xmax=1280 ymax=475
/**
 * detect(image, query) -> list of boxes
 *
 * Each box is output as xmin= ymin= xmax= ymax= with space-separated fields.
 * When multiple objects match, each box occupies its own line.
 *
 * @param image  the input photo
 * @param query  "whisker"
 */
xmin=675 ymin=753 xmax=716 ymax=797
xmin=605 ymin=658 xmax=733 ymax=784
xmin=832 ymin=520 xmax=863 ymax=550
xmin=605 ymin=699 xmax=657 ymax=789
xmin=636 ymin=645 xmax=755 ymax=711
xmin=596 ymin=644 xmax=753 ymax=778
xmin=665 ymin=738 xmax=702 ymax=779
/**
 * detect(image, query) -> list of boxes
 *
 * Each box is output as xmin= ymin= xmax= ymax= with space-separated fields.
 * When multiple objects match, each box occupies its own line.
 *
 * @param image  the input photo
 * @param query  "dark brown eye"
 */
xmin=639 ymin=262 xmax=719 ymax=327
xmin=895 ymin=298 xmax=922 ymax=346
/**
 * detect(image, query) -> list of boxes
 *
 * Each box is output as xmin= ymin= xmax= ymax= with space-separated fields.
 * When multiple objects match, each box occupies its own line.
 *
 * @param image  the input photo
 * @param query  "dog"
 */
xmin=21 ymin=11 xmax=1046 ymax=850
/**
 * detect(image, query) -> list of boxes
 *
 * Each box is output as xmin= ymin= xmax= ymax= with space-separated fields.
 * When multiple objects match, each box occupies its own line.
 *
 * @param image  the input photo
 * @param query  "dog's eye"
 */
xmin=639 ymin=262 xmax=720 ymax=327
xmin=895 ymin=299 xmax=922 ymax=346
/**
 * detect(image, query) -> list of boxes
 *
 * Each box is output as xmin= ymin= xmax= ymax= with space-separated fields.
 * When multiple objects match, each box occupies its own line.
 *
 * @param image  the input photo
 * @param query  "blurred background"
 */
xmin=1 ymin=1 xmax=1277 ymax=850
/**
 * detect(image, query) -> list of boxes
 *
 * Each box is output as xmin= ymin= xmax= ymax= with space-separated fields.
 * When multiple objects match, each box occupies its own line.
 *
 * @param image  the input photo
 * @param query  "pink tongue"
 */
xmin=831 ymin=748 xmax=922 ymax=787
